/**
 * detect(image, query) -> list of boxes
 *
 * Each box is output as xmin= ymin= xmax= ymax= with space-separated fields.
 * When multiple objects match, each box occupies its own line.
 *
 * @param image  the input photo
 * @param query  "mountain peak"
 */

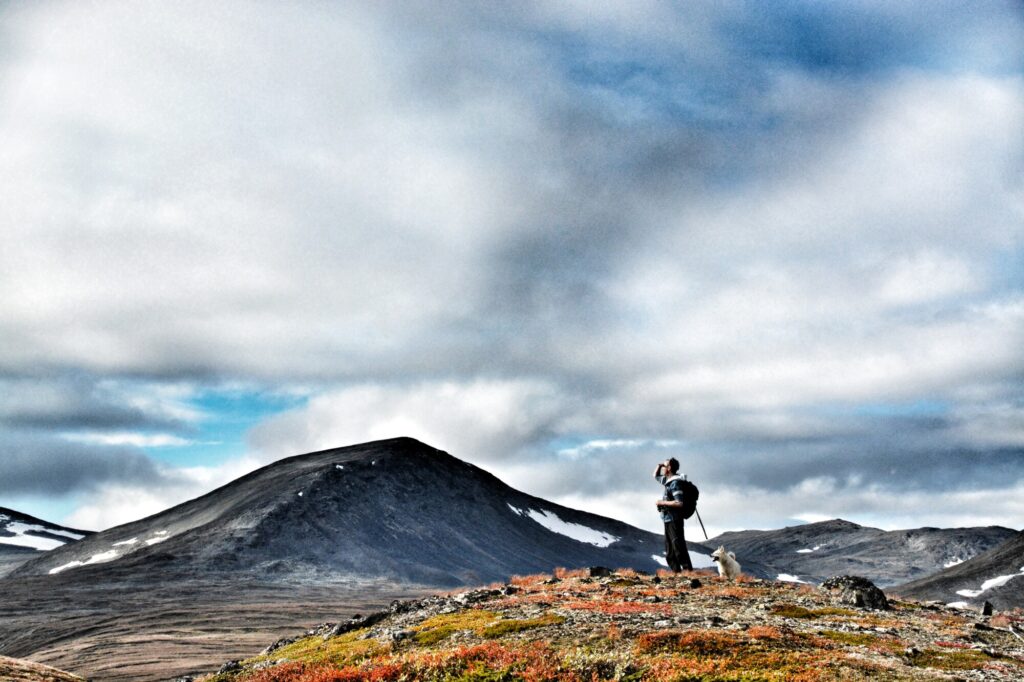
xmin=13 ymin=437 xmax=665 ymax=585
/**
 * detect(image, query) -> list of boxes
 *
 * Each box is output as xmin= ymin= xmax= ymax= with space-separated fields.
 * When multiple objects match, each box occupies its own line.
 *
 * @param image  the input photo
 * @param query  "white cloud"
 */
xmin=248 ymin=379 xmax=568 ymax=463
xmin=61 ymin=432 xmax=201 ymax=448
xmin=1 ymin=3 xmax=1022 ymax=534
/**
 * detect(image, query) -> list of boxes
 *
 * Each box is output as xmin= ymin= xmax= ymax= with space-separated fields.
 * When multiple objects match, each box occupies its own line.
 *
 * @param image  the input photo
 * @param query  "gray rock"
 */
xmin=821 ymin=575 xmax=889 ymax=610
xmin=217 ymin=660 xmax=242 ymax=674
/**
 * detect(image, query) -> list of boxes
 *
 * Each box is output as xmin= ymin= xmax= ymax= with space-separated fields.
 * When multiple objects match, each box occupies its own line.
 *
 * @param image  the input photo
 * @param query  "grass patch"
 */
xmin=413 ymin=610 xmax=564 ymax=645
xmin=481 ymin=613 xmax=565 ymax=638
xmin=908 ymin=647 xmax=1019 ymax=671
xmin=820 ymin=630 xmax=880 ymax=647
xmin=249 ymin=627 xmax=384 ymax=667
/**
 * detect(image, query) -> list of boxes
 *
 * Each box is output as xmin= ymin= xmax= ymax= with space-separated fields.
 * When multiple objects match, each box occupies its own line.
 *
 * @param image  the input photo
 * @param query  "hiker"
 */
xmin=654 ymin=458 xmax=693 ymax=572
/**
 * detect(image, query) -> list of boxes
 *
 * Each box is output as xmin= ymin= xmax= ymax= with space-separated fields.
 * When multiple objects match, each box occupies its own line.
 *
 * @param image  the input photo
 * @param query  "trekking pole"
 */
xmin=694 ymin=508 xmax=709 ymax=541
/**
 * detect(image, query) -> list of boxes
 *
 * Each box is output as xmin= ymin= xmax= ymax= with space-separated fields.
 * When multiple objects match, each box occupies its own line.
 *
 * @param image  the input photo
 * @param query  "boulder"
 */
xmin=821 ymin=575 xmax=889 ymax=610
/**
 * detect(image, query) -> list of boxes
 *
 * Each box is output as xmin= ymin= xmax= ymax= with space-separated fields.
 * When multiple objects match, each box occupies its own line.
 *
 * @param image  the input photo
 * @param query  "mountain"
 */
xmin=12 ymin=437 xmax=687 ymax=586
xmin=705 ymin=519 xmax=1016 ymax=587
xmin=2 ymin=438 xmax=710 ymax=681
xmin=0 ymin=508 xmax=92 ymax=578
xmin=892 ymin=530 xmax=1024 ymax=610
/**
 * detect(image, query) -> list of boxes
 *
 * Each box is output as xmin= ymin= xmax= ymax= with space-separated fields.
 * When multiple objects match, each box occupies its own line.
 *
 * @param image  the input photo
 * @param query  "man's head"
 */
xmin=664 ymin=458 xmax=679 ymax=474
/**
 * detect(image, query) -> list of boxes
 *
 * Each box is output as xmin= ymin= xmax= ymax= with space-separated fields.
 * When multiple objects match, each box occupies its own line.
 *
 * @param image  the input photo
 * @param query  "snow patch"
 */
xmin=778 ymin=574 xmax=808 ymax=583
xmin=796 ymin=545 xmax=821 ymax=554
xmin=652 ymin=554 xmax=668 ymax=567
xmin=946 ymin=601 xmax=971 ymax=610
xmin=955 ymin=568 xmax=1024 ymax=598
xmin=145 ymin=530 xmax=170 ymax=546
xmin=49 ymin=549 xmax=120 ymax=575
xmin=1 ymin=522 xmax=68 ymax=551
xmin=298 ymin=491 xmax=304 ymax=497
xmin=507 ymin=504 xmax=619 ymax=547
xmin=335 ymin=465 xmax=345 ymax=470
xmin=944 ymin=557 xmax=967 ymax=568
xmin=112 ymin=537 xmax=138 ymax=547
xmin=43 ymin=528 xmax=85 ymax=540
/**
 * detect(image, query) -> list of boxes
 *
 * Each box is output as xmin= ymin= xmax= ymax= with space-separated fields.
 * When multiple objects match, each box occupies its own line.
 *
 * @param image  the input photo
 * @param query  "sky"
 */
xmin=1 ymin=1 xmax=1022 ymax=538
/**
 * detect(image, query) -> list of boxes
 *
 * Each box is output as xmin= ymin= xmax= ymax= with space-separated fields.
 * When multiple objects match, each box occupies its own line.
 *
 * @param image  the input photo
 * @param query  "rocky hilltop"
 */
xmin=193 ymin=568 xmax=1024 ymax=681
xmin=706 ymin=519 xmax=1016 ymax=587
xmin=13 ymin=438 xmax=681 ymax=586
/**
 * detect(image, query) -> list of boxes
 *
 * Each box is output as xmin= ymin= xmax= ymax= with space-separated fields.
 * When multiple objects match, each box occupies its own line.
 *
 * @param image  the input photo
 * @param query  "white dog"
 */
xmin=711 ymin=545 xmax=742 ymax=579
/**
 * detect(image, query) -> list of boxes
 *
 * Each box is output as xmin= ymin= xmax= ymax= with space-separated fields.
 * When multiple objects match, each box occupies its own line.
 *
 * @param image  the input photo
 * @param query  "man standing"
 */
xmin=654 ymin=458 xmax=693 ymax=572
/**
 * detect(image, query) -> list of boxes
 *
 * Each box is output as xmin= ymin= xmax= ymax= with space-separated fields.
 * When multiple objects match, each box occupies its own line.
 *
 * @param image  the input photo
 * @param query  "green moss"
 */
xmin=769 ymin=604 xmax=816 ymax=618
xmin=413 ymin=610 xmax=502 ymax=645
xmin=908 ymin=647 xmax=1015 ymax=671
xmin=411 ymin=610 xmax=564 ymax=645
xmin=481 ymin=613 xmax=565 ymax=638
xmin=249 ymin=627 xmax=383 ymax=666
xmin=820 ymin=630 xmax=879 ymax=647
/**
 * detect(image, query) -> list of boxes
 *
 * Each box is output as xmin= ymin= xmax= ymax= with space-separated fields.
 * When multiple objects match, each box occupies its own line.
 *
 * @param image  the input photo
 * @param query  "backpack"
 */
xmin=677 ymin=478 xmax=699 ymax=520
xmin=665 ymin=475 xmax=699 ymax=520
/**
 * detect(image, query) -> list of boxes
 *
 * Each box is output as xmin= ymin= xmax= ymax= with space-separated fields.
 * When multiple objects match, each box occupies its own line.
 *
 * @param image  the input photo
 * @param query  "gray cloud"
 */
xmin=0 ymin=374 xmax=187 ymax=431
xmin=0 ymin=431 xmax=165 ymax=495
xmin=0 ymin=2 xmax=1022 ymax=529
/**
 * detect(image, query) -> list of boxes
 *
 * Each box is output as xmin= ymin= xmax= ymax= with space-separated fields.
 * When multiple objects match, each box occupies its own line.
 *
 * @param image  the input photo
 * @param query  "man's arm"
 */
xmin=656 ymin=481 xmax=686 ymax=508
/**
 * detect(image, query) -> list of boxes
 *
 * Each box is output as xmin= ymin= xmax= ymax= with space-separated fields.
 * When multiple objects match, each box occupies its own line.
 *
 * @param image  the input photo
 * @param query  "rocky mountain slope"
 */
xmin=0 ymin=508 xmax=92 ymax=578
xmin=894 ymin=531 xmax=1024 ymax=611
xmin=194 ymin=568 xmax=1024 ymax=681
xmin=706 ymin=519 xmax=1016 ymax=587
xmin=12 ymin=438 xmax=686 ymax=586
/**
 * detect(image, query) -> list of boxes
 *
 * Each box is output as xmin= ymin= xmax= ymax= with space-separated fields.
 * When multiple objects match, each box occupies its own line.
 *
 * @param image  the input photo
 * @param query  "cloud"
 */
xmin=0 ymin=2 xmax=1022 ymax=532
xmin=0 ymin=432 xmax=165 ymax=496
xmin=247 ymin=380 xmax=569 ymax=463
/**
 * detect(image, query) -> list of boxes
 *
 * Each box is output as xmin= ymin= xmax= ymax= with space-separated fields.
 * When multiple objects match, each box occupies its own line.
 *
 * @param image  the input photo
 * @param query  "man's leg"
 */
xmin=676 ymin=520 xmax=694 ymax=571
xmin=664 ymin=521 xmax=683 ymax=572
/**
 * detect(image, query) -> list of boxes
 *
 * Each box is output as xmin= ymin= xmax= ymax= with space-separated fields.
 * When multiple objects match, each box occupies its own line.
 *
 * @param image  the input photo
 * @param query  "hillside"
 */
xmin=12 ymin=438 xmax=681 ymax=586
xmin=894 ymin=531 xmax=1024 ymax=611
xmin=0 ymin=655 xmax=84 ymax=682
xmin=707 ymin=519 xmax=1016 ymax=587
xmin=0 ymin=508 xmax=92 ymax=578
xmin=194 ymin=568 xmax=1024 ymax=681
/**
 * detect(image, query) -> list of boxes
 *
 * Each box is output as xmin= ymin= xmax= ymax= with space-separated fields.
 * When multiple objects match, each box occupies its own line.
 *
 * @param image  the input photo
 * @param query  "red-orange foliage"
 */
xmin=553 ymin=567 xmax=589 ymax=580
xmin=747 ymin=625 xmax=785 ymax=640
xmin=509 ymin=573 xmax=550 ymax=587
xmin=563 ymin=599 xmax=671 ymax=615
xmin=245 ymin=661 xmax=407 ymax=682
xmin=635 ymin=629 xmax=744 ymax=656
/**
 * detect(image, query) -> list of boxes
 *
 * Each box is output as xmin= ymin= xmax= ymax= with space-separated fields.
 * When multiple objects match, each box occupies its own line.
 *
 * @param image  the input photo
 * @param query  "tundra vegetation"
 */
xmin=201 ymin=568 xmax=1024 ymax=681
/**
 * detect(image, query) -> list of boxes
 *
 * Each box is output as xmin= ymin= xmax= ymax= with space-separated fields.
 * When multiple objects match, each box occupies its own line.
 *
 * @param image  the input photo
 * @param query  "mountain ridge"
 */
xmin=704 ymin=518 xmax=1016 ymax=588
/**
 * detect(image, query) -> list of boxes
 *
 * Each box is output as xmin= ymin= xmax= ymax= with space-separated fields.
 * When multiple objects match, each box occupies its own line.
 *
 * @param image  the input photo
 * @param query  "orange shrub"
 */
xmin=636 ymin=629 xmax=744 ymax=656
xmin=564 ymin=599 xmax=671 ymax=615
xmin=509 ymin=573 xmax=550 ymax=587
xmin=747 ymin=625 xmax=785 ymax=641
xmin=553 ymin=567 xmax=589 ymax=579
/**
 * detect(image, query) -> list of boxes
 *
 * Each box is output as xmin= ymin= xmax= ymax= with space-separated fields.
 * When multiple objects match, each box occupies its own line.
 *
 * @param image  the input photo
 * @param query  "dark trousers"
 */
xmin=664 ymin=519 xmax=693 ymax=572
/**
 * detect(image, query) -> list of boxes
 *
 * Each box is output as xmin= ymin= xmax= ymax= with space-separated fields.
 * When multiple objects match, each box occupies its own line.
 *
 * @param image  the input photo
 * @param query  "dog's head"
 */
xmin=710 ymin=545 xmax=728 ymax=562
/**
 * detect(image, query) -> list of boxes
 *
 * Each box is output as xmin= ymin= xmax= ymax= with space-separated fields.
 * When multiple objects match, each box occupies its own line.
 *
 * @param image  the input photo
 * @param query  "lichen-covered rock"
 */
xmin=821 ymin=575 xmax=889 ymax=610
